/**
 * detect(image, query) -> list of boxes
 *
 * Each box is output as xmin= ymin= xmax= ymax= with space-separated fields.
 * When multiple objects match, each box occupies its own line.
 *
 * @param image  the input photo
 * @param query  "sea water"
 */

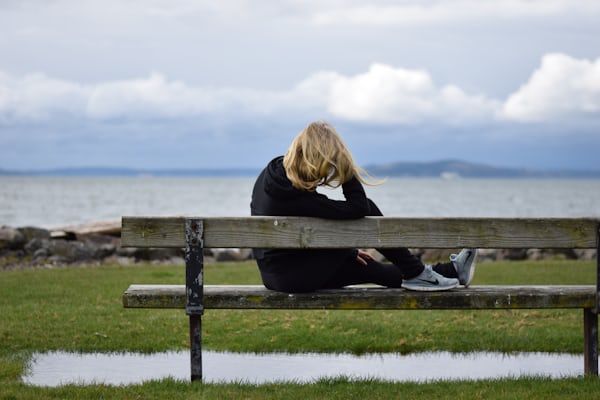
xmin=1 ymin=176 xmax=599 ymax=228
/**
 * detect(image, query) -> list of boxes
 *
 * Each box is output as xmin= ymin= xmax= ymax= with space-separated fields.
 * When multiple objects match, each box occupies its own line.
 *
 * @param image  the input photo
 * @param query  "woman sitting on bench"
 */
xmin=250 ymin=121 xmax=476 ymax=293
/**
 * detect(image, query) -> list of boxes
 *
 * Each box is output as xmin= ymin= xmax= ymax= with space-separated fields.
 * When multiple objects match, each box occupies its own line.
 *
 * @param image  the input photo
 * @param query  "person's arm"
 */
xmin=296 ymin=176 xmax=371 ymax=219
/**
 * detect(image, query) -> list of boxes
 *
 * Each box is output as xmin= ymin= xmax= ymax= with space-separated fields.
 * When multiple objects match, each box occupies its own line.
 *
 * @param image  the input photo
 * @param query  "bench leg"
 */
xmin=185 ymin=219 xmax=205 ymax=382
xmin=190 ymin=314 xmax=203 ymax=381
xmin=584 ymin=308 xmax=598 ymax=376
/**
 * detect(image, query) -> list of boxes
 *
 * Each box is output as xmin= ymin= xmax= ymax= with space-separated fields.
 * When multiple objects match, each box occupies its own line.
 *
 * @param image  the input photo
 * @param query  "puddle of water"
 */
xmin=22 ymin=350 xmax=583 ymax=386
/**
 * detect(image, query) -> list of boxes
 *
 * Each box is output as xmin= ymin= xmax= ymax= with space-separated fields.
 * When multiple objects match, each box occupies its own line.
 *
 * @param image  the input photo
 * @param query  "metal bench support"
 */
xmin=185 ymin=219 xmax=204 ymax=382
xmin=584 ymin=308 xmax=598 ymax=375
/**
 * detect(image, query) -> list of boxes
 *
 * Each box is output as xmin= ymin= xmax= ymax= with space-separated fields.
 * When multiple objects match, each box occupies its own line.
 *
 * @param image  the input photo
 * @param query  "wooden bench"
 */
xmin=121 ymin=216 xmax=600 ymax=382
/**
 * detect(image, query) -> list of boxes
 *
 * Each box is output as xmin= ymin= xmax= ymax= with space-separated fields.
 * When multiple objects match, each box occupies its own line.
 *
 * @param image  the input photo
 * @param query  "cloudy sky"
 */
xmin=1 ymin=0 xmax=599 ymax=171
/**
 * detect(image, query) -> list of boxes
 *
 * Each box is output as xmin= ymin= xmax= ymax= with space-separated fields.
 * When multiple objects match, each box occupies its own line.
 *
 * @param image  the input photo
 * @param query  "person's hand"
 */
xmin=356 ymin=249 xmax=374 ymax=266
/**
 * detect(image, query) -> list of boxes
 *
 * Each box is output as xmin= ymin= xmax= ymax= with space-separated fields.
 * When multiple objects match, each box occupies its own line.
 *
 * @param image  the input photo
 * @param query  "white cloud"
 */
xmin=86 ymin=73 xmax=217 ymax=119
xmin=1 ymin=53 xmax=599 ymax=127
xmin=296 ymin=63 xmax=499 ymax=124
xmin=502 ymin=53 xmax=600 ymax=122
xmin=0 ymin=71 xmax=88 ymax=121
xmin=0 ymin=71 xmax=245 ymax=121
xmin=0 ymin=66 xmax=499 ymax=125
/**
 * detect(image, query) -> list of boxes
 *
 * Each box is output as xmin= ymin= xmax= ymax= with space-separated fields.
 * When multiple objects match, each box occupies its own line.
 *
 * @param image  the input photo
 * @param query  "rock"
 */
xmin=0 ymin=226 xmax=26 ymax=250
xmin=46 ymin=240 xmax=96 ymax=263
xmin=33 ymin=247 xmax=50 ymax=261
xmin=1 ymin=221 xmax=598 ymax=269
xmin=526 ymin=248 xmax=545 ymax=261
xmin=116 ymin=247 xmax=138 ymax=257
xmin=496 ymin=249 xmax=528 ymax=261
xmin=574 ymin=249 xmax=597 ymax=260
xmin=0 ymin=249 xmax=25 ymax=269
xmin=551 ymin=249 xmax=579 ymax=260
xmin=214 ymin=248 xmax=253 ymax=262
xmin=167 ymin=256 xmax=185 ymax=265
xmin=475 ymin=249 xmax=499 ymax=263
xmin=97 ymin=243 xmax=117 ymax=259
xmin=76 ymin=234 xmax=118 ymax=259
xmin=77 ymin=233 xmax=119 ymax=246
xmin=133 ymin=248 xmax=184 ymax=261
xmin=103 ymin=254 xmax=136 ymax=265
xmin=18 ymin=226 xmax=51 ymax=242
xmin=416 ymin=248 xmax=461 ymax=263
xmin=47 ymin=255 xmax=70 ymax=265
xmin=24 ymin=238 xmax=49 ymax=255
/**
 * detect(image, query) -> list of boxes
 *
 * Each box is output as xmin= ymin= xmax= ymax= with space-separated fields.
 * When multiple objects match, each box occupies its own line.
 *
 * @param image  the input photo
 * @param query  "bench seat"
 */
xmin=123 ymin=284 xmax=596 ymax=310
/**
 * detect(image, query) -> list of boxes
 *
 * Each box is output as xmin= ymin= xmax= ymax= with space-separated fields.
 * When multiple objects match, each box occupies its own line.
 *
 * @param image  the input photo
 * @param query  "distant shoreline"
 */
xmin=1 ymin=160 xmax=600 ymax=179
xmin=0 ymin=168 xmax=260 ymax=178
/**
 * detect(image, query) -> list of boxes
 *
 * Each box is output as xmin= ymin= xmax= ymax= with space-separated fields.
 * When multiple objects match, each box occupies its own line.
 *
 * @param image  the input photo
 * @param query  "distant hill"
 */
xmin=364 ymin=159 xmax=600 ymax=179
xmin=1 ymin=161 xmax=599 ymax=178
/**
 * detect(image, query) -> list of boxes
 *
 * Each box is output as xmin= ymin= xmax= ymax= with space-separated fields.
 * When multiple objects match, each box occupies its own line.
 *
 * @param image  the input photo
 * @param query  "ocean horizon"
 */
xmin=1 ymin=176 xmax=599 ymax=229
xmin=2 ymin=159 xmax=600 ymax=179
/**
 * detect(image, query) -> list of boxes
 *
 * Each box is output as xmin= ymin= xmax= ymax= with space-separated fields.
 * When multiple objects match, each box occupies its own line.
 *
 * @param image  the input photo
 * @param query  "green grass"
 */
xmin=1 ymin=259 xmax=599 ymax=399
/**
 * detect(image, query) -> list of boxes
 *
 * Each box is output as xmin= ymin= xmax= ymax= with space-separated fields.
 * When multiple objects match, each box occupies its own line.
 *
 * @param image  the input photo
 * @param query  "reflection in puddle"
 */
xmin=23 ymin=351 xmax=582 ymax=386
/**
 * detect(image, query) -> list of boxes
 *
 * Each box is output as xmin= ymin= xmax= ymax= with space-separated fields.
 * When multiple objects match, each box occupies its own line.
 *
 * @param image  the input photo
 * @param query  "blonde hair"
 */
xmin=283 ymin=121 xmax=380 ymax=191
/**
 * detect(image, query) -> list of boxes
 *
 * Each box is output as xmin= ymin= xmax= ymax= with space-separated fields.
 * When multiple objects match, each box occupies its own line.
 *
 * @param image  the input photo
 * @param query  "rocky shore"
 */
xmin=0 ymin=222 xmax=596 ymax=270
xmin=0 ymin=222 xmax=253 ymax=270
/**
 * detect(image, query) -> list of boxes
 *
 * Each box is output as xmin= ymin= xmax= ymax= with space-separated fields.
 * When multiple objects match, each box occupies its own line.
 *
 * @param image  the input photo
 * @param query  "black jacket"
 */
xmin=250 ymin=156 xmax=371 ymax=218
xmin=250 ymin=156 xmax=372 ymax=288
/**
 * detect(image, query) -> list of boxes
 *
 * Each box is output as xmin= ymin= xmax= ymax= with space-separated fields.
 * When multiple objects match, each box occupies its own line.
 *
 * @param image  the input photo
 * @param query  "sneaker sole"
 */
xmin=461 ymin=251 xmax=477 ymax=288
xmin=402 ymin=282 xmax=459 ymax=292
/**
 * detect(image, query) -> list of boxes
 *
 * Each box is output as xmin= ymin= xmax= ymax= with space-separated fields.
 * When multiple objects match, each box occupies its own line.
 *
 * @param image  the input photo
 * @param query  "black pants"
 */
xmin=256 ymin=198 xmax=457 ymax=293
xmin=258 ymin=249 xmax=457 ymax=293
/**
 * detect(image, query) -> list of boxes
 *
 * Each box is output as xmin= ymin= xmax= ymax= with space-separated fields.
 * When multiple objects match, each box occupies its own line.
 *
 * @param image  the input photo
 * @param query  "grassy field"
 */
xmin=1 ymin=259 xmax=600 ymax=399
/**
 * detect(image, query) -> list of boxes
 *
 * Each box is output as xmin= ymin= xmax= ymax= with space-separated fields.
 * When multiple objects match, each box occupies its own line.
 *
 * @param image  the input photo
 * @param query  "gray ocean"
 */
xmin=1 ymin=176 xmax=599 ymax=228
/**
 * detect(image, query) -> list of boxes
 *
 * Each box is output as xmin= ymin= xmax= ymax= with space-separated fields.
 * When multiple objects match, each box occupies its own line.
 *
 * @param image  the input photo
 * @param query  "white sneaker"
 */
xmin=402 ymin=265 xmax=459 ymax=292
xmin=450 ymin=248 xmax=477 ymax=287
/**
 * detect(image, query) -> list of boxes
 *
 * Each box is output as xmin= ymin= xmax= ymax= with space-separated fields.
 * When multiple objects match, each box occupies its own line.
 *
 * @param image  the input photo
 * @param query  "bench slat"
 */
xmin=121 ymin=216 xmax=598 ymax=249
xmin=123 ymin=284 xmax=596 ymax=310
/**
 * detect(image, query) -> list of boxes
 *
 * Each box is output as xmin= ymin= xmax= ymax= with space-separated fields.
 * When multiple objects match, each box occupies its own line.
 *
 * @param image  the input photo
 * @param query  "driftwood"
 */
xmin=50 ymin=219 xmax=121 ymax=238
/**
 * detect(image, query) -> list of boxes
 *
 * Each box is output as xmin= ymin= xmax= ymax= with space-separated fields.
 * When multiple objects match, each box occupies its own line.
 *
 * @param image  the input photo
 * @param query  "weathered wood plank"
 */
xmin=123 ymin=284 xmax=186 ymax=309
xmin=123 ymin=284 xmax=596 ymax=310
xmin=121 ymin=216 xmax=599 ymax=249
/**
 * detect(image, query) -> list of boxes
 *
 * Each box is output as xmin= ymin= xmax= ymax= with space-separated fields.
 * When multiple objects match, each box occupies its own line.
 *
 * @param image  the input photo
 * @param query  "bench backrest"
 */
xmin=121 ymin=216 xmax=598 ymax=249
xmin=121 ymin=216 xmax=600 ymax=315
